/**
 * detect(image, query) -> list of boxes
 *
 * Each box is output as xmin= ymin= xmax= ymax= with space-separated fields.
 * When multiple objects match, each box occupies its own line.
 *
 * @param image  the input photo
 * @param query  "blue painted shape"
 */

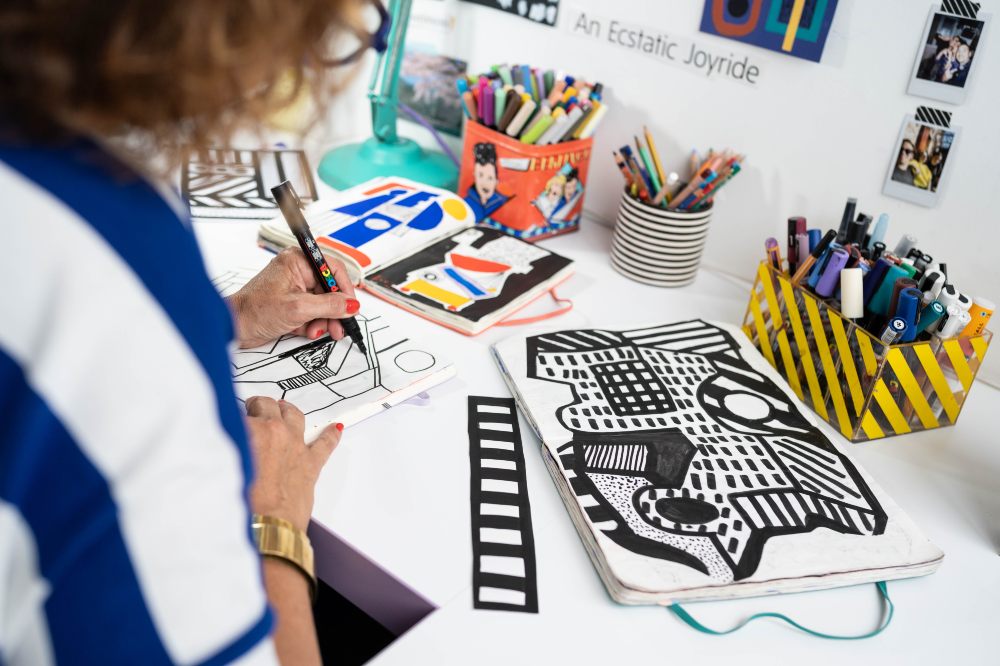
xmin=444 ymin=266 xmax=486 ymax=297
xmin=330 ymin=212 xmax=400 ymax=247
xmin=333 ymin=189 xmax=408 ymax=216
xmin=406 ymin=202 xmax=443 ymax=231
xmin=394 ymin=190 xmax=435 ymax=208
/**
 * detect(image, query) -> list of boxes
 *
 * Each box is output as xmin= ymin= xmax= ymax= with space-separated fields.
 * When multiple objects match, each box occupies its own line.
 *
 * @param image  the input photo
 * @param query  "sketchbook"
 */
xmin=492 ymin=320 xmax=943 ymax=604
xmin=213 ymin=268 xmax=456 ymax=435
xmin=257 ymin=177 xmax=574 ymax=335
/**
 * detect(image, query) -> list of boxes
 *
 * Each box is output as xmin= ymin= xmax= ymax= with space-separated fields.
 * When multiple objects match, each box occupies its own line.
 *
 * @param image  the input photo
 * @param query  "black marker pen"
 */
xmin=271 ymin=180 xmax=368 ymax=356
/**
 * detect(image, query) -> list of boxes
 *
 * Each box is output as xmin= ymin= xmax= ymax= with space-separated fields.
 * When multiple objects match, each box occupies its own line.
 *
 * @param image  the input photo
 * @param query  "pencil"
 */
xmin=644 ymin=125 xmax=666 ymax=186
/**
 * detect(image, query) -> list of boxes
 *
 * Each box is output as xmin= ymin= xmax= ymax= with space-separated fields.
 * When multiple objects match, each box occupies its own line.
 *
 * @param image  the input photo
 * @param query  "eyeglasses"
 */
xmin=901 ymin=147 xmax=914 ymax=155
xmin=322 ymin=0 xmax=390 ymax=67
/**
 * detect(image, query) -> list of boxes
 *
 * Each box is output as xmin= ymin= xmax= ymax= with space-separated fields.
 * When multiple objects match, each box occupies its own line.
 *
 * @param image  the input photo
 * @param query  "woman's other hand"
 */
xmin=229 ymin=249 xmax=360 ymax=348
xmin=244 ymin=396 xmax=342 ymax=532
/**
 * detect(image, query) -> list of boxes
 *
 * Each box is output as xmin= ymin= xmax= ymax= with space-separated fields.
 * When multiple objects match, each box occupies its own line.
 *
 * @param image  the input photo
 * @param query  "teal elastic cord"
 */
xmin=669 ymin=581 xmax=893 ymax=640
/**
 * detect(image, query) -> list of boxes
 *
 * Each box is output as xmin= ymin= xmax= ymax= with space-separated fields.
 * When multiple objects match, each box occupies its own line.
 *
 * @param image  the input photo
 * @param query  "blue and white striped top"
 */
xmin=0 ymin=141 xmax=276 ymax=665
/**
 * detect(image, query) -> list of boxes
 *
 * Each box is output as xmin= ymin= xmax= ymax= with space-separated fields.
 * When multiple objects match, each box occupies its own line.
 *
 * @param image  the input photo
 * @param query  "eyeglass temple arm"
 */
xmin=369 ymin=0 xmax=409 ymax=145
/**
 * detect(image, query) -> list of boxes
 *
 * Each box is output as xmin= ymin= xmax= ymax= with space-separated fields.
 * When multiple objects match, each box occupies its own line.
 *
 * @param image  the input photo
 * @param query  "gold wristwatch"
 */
xmin=251 ymin=514 xmax=317 ymax=600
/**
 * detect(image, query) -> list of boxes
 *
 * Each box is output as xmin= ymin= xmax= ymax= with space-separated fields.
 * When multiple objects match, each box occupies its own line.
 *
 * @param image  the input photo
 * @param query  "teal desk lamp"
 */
xmin=318 ymin=0 xmax=459 ymax=190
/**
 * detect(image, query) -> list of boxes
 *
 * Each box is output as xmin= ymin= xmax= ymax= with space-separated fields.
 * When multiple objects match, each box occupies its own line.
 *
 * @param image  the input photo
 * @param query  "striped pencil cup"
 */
xmin=742 ymin=261 xmax=992 ymax=442
xmin=610 ymin=191 xmax=713 ymax=287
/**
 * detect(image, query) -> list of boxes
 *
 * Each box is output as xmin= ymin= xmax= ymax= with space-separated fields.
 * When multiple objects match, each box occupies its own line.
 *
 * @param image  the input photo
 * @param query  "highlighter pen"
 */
xmin=790 ymin=229 xmax=836 ymax=284
xmin=271 ymin=181 xmax=367 ymax=356
xmin=915 ymin=300 xmax=945 ymax=336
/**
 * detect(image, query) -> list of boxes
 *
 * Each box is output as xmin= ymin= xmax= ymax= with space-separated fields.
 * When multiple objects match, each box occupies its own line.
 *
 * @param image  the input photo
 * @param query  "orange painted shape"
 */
xmin=317 ymin=237 xmax=372 ymax=268
xmin=450 ymin=253 xmax=511 ymax=273
xmin=712 ymin=0 xmax=763 ymax=37
xmin=362 ymin=181 xmax=416 ymax=196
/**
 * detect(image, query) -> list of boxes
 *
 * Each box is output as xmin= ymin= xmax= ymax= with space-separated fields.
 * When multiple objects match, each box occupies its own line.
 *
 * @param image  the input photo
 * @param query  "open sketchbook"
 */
xmin=257 ymin=177 xmax=574 ymax=335
xmin=492 ymin=320 xmax=943 ymax=604
xmin=213 ymin=268 xmax=456 ymax=435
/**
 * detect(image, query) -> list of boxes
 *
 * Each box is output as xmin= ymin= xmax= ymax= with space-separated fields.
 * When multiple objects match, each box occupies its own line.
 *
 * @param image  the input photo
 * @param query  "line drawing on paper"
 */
xmin=525 ymin=320 xmax=887 ymax=582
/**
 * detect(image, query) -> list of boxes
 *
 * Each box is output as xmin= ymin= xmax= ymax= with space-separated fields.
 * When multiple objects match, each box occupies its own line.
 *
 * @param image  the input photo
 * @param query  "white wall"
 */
xmin=322 ymin=0 xmax=1000 ymax=384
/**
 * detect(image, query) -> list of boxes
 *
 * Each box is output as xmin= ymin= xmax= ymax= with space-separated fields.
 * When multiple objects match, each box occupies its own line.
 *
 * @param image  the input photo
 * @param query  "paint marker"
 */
xmin=537 ymin=107 xmax=568 ymax=145
xmin=816 ymin=248 xmax=849 ymax=297
xmin=505 ymin=95 xmax=536 ymax=137
xmin=846 ymin=215 xmax=870 ymax=247
xmin=896 ymin=287 xmax=922 ymax=342
xmin=894 ymin=234 xmax=917 ymax=258
xmin=962 ymin=297 xmax=995 ymax=336
xmin=916 ymin=300 xmax=946 ymax=336
xmin=862 ymin=258 xmax=892 ymax=308
xmin=796 ymin=231 xmax=810 ymax=268
xmin=790 ymin=229 xmax=836 ymax=283
xmin=808 ymin=228 xmax=821 ymax=252
xmin=867 ymin=265 xmax=909 ymax=318
xmin=956 ymin=292 xmax=973 ymax=313
xmin=880 ymin=317 xmax=908 ymax=345
xmin=836 ymin=197 xmax=857 ymax=242
xmin=935 ymin=307 xmax=966 ymax=339
xmin=496 ymin=91 xmax=523 ymax=133
xmin=765 ymin=237 xmax=782 ymax=271
xmin=271 ymin=181 xmax=367 ymax=355
xmin=840 ymin=267 xmax=864 ymax=319
xmin=920 ymin=269 xmax=946 ymax=299
xmin=787 ymin=217 xmax=802 ymax=274
xmin=868 ymin=213 xmax=888 ymax=249
xmin=871 ymin=241 xmax=886 ymax=260
xmin=807 ymin=241 xmax=841 ymax=289
xmin=887 ymin=278 xmax=918 ymax=319
xmin=520 ymin=105 xmax=552 ymax=144
xmin=577 ymin=101 xmax=608 ymax=139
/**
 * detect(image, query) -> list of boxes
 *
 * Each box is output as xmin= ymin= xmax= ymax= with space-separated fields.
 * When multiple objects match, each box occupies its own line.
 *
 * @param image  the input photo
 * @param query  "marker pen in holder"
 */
xmin=935 ymin=306 xmax=964 ymax=339
xmin=840 ymin=267 xmax=864 ymax=320
xmin=962 ymin=297 xmax=995 ymax=336
xmin=815 ymin=248 xmax=849 ymax=297
xmin=916 ymin=300 xmax=946 ymax=337
xmin=868 ymin=213 xmax=889 ymax=249
xmin=808 ymin=241 xmax=841 ymax=289
xmin=880 ymin=317 xmax=908 ymax=345
xmin=808 ymin=228 xmax=821 ymax=252
xmin=896 ymin=287 xmax=922 ymax=342
xmin=837 ymin=197 xmax=857 ymax=242
xmin=894 ymin=234 xmax=917 ymax=258
xmin=862 ymin=258 xmax=892 ymax=308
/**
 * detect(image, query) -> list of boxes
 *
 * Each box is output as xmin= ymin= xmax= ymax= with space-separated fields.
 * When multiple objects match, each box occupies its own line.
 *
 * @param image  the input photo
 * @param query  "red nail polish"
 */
xmin=335 ymin=423 xmax=344 ymax=432
xmin=345 ymin=298 xmax=360 ymax=315
xmin=314 ymin=329 xmax=326 ymax=339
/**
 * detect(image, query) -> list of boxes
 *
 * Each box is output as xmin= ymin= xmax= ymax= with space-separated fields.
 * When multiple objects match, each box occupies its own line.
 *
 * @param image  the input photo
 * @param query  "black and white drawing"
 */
xmin=182 ymin=147 xmax=318 ymax=220
xmin=907 ymin=2 xmax=990 ymax=105
xmin=460 ymin=0 xmax=559 ymax=27
xmin=212 ymin=268 xmax=453 ymax=431
xmin=524 ymin=320 xmax=887 ymax=582
xmin=468 ymin=396 xmax=538 ymax=613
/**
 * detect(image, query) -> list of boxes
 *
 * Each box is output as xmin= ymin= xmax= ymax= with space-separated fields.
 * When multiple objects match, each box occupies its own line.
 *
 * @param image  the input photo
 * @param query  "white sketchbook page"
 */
xmin=213 ymin=268 xmax=455 ymax=436
xmin=258 ymin=176 xmax=473 ymax=278
xmin=492 ymin=320 xmax=942 ymax=597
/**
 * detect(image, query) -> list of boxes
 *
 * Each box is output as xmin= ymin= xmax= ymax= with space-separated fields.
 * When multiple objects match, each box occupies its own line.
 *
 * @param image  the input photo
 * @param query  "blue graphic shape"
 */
xmin=329 ymin=212 xmax=401 ymax=247
xmin=406 ymin=202 xmax=443 ymax=231
xmin=444 ymin=267 xmax=487 ymax=296
xmin=394 ymin=191 xmax=436 ymax=208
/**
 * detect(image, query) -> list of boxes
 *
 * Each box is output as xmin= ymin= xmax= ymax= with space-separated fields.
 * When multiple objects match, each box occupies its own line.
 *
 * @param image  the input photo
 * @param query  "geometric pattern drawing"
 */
xmin=182 ymin=147 xmax=317 ymax=219
xmin=525 ymin=320 xmax=887 ymax=582
xmin=699 ymin=0 xmax=841 ymax=63
xmin=459 ymin=0 xmax=559 ymax=27
xmin=468 ymin=396 xmax=538 ymax=613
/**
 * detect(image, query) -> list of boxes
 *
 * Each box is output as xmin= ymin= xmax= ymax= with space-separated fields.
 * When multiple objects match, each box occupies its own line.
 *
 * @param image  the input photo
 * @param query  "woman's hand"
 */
xmin=245 ymin=396 xmax=342 ymax=532
xmin=228 ymin=249 xmax=360 ymax=348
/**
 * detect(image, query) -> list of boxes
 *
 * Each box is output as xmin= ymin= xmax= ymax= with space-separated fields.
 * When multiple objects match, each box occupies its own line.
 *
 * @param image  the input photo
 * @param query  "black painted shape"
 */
xmin=646 ymin=437 xmax=697 ymax=487
xmin=655 ymin=497 xmax=720 ymax=525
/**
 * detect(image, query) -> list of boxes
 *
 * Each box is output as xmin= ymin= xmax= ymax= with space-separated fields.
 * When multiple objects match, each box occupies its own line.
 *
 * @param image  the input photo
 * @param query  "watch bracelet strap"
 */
xmin=251 ymin=514 xmax=317 ymax=600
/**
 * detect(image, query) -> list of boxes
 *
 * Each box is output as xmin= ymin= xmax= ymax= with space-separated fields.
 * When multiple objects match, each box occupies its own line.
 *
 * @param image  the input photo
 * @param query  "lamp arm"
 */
xmin=369 ymin=0 xmax=412 ymax=144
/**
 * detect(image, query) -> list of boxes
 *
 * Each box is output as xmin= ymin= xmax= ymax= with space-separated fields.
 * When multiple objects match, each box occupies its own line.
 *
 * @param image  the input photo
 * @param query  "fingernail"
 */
xmin=335 ymin=423 xmax=344 ymax=432
xmin=313 ymin=329 xmax=326 ymax=339
xmin=345 ymin=298 xmax=360 ymax=315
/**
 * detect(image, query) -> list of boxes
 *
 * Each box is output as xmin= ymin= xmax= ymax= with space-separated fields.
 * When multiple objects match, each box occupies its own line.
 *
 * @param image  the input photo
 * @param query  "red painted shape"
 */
xmin=711 ymin=0 xmax=762 ymax=37
xmin=450 ymin=253 xmax=511 ymax=273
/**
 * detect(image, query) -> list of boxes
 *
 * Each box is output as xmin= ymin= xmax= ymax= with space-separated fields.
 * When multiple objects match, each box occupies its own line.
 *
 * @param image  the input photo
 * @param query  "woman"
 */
xmin=0 ymin=1 xmax=374 ymax=664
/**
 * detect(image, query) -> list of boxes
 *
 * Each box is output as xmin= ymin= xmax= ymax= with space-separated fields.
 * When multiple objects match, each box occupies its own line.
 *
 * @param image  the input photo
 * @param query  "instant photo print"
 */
xmin=907 ymin=1 xmax=991 ymax=105
xmin=883 ymin=106 xmax=960 ymax=208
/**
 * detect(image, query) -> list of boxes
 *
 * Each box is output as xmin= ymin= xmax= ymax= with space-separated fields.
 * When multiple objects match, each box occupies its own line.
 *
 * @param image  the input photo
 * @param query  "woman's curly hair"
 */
xmin=0 ymin=0 xmax=365 ymax=151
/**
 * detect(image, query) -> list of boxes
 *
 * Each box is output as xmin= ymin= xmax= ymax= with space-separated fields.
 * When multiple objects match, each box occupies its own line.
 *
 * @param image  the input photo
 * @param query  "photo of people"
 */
xmin=531 ymin=165 xmax=585 ymax=227
xmin=908 ymin=7 xmax=991 ymax=104
xmin=463 ymin=142 xmax=511 ymax=222
xmin=884 ymin=116 xmax=959 ymax=208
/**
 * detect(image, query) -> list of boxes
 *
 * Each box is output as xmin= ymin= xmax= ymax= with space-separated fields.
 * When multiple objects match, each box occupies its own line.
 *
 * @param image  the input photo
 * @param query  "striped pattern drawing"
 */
xmin=182 ymin=148 xmax=317 ymax=219
xmin=468 ymin=396 xmax=538 ymax=613
xmin=915 ymin=105 xmax=953 ymax=129
xmin=742 ymin=261 xmax=992 ymax=441
xmin=941 ymin=0 xmax=980 ymax=19
xmin=611 ymin=193 xmax=712 ymax=288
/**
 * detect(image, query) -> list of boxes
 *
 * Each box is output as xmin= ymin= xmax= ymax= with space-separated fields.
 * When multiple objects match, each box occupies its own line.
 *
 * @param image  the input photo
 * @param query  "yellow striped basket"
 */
xmin=742 ymin=261 xmax=993 ymax=441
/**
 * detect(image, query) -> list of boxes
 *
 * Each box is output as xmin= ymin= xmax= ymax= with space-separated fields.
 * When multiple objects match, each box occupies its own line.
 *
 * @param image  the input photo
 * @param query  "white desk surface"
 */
xmin=195 ymin=217 xmax=1000 ymax=665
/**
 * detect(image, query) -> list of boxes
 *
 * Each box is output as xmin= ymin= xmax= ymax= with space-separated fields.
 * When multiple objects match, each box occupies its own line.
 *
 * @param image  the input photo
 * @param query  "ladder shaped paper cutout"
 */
xmin=468 ymin=396 xmax=538 ymax=613
xmin=941 ymin=0 xmax=981 ymax=19
xmin=915 ymin=106 xmax=953 ymax=129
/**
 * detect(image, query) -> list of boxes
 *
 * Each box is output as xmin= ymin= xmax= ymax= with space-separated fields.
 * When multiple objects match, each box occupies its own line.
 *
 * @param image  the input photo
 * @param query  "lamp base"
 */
xmin=317 ymin=137 xmax=458 ymax=191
